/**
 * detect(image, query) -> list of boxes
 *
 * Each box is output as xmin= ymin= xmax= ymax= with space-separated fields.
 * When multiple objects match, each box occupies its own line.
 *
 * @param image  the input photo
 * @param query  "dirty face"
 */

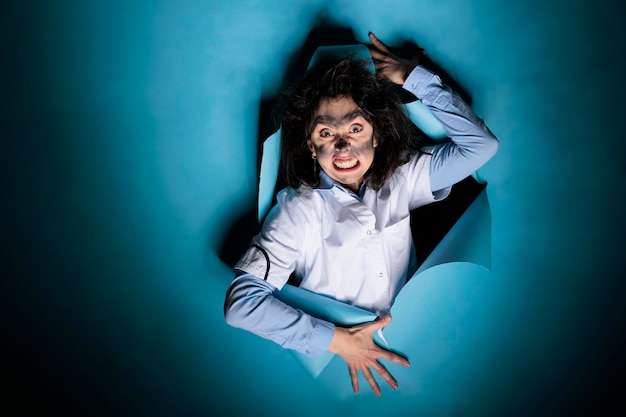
xmin=307 ymin=96 xmax=377 ymax=193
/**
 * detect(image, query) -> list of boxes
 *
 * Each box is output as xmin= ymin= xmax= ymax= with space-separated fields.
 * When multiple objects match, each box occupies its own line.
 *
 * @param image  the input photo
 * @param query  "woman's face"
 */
xmin=307 ymin=96 xmax=377 ymax=193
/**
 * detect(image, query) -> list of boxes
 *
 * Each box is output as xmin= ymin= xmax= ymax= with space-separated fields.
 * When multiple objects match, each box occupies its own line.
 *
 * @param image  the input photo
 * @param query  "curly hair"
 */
xmin=279 ymin=57 xmax=428 ymax=190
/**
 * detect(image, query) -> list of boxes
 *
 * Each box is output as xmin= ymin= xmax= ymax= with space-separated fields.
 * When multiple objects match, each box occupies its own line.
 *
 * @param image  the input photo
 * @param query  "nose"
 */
xmin=335 ymin=135 xmax=349 ymax=150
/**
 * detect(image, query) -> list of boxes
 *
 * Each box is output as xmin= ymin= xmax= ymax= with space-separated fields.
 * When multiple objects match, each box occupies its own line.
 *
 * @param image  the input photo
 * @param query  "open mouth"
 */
xmin=333 ymin=158 xmax=359 ymax=170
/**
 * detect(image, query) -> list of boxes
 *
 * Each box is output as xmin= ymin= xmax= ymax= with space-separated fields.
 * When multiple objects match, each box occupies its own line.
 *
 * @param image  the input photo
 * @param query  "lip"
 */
xmin=332 ymin=157 xmax=360 ymax=172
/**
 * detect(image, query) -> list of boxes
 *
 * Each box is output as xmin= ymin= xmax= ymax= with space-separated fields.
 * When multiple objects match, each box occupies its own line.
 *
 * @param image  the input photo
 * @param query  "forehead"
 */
xmin=314 ymin=96 xmax=366 ymax=125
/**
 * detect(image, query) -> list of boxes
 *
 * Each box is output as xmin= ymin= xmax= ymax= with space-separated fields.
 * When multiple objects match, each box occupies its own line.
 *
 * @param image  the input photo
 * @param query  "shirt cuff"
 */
xmin=432 ymin=186 xmax=451 ymax=201
xmin=303 ymin=317 xmax=335 ymax=357
xmin=402 ymin=65 xmax=437 ymax=98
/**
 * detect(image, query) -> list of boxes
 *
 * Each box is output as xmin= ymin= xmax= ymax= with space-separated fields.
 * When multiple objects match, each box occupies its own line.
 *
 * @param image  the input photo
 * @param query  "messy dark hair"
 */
xmin=279 ymin=57 xmax=428 ymax=190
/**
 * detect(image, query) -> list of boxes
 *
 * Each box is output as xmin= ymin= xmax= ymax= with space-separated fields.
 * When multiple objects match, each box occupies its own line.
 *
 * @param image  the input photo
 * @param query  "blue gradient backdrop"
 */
xmin=3 ymin=1 xmax=625 ymax=416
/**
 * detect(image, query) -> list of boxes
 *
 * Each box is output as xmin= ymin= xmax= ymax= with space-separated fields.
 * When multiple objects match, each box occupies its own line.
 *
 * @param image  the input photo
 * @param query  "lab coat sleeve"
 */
xmin=403 ymin=66 xmax=499 ymax=192
xmin=224 ymin=272 xmax=335 ymax=356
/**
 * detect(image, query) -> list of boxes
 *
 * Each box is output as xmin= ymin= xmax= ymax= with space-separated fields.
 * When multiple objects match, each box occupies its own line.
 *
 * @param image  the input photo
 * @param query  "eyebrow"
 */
xmin=314 ymin=109 xmax=366 ymax=128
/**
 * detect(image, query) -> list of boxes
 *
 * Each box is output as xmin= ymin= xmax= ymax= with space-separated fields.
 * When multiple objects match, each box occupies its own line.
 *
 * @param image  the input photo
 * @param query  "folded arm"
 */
xmin=403 ymin=66 xmax=499 ymax=192
xmin=368 ymin=32 xmax=498 ymax=193
xmin=224 ymin=271 xmax=335 ymax=356
xmin=225 ymin=271 xmax=409 ymax=395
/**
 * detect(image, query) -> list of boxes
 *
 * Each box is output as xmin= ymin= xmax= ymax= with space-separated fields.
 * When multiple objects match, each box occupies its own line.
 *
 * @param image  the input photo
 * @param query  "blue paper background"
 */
xmin=3 ymin=1 xmax=626 ymax=416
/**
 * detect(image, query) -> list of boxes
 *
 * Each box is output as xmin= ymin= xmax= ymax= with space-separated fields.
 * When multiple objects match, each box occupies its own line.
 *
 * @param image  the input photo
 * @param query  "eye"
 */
xmin=319 ymin=129 xmax=333 ymax=138
xmin=350 ymin=124 xmax=363 ymax=133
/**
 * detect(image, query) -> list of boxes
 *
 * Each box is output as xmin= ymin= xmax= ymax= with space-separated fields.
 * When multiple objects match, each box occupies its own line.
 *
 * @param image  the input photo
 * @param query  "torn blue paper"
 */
xmin=258 ymin=128 xmax=281 ymax=223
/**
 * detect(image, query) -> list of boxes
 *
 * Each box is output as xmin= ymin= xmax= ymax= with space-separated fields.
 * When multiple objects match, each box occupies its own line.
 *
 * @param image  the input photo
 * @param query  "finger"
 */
xmin=362 ymin=367 xmax=382 ymax=396
xmin=371 ymin=360 xmax=399 ymax=390
xmin=367 ymin=315 xmax=393 ymax=331
xmin=359 ymin=315 xmax=392 ymax=337
xmin=374 ymin=346 xmax=411 ymax=367
xmin=369 ymin=32 xmax=391 ymax=54
xmin=350 ymin=365 xmax=360 ymax=394
xmin=374 ymin=61 xmax=395 ymax=70
xmin=373 ymin=63 xmax=389 ymax=74
xmin=375 ymin=68 xmax=390 ymax=80
xmin=378 ymin=67 xmax=398 ymax=82
xmin=367 ymin=46 xmax=388 ymax=61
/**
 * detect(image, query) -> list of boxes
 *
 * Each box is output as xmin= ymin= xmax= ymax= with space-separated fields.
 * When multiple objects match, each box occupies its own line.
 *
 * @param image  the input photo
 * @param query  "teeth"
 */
xmin=334 ymin=159 xmax=358 ymax=169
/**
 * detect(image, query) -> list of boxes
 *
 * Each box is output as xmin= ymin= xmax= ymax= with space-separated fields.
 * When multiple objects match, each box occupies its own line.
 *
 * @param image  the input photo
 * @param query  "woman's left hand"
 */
xmin=328 ymin=315 xmax=409 ymax=396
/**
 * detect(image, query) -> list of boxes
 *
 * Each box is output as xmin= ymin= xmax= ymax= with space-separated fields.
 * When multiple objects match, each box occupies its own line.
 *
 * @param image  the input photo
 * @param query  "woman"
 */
xmin=224 ymin=33 xmax=498 ymax=395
